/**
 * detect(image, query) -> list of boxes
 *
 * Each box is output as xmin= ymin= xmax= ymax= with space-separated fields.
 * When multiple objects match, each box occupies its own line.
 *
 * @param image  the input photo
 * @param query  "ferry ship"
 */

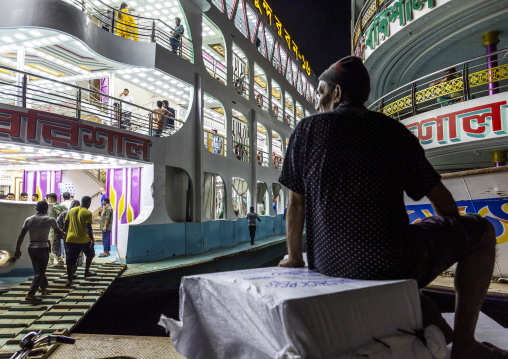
xmin=352 ymin=0 xmax=508 ymax=282
xmin=0 ymin=0 xmax=317 ymax=286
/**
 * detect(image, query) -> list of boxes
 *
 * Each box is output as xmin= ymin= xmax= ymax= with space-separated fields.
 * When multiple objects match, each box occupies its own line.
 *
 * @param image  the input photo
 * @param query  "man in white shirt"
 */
xmin=61 ymin=192 xmax=72 ymax=210
xmin=119 ymin=89 xmax=135 ymax=129
xmin=15 ymin=201 xmax=66 ymax=303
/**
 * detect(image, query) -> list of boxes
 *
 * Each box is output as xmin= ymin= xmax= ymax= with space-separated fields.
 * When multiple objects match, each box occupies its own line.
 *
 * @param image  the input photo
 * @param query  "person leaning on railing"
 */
xmin=116 ymin=3 xmax=139 ymax=41
xmin=152 ymin=100 xmax=170 ymax=137
xmin=428 ymin=67 xmax=463 ymax=107
xmin=169 ymin=17 xmax=184 ymax=54
xmin=101 ymin=10 xmax=112 ymax=32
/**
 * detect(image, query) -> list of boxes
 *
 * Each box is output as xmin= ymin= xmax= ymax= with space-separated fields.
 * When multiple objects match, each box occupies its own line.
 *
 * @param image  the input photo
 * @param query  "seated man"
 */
xmin=279 ymin=56 xmax=504 ymax=358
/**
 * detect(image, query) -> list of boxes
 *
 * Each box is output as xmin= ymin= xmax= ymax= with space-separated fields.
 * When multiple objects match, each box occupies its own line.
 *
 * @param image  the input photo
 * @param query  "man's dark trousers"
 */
xmin=28 ymin=247 xmax=49 ymax=296
xmin=249 ymin=226 xmax=256 ymax=244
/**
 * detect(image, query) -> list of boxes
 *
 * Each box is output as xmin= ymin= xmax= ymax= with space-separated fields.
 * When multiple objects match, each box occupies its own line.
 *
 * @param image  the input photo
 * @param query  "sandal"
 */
xmin=98 ymin=253 xmax=108 ymax=257
xmin=85 ymin=271 xmax=97 ymax=278
xmin=483 ymin=342 xmax=508 ymax=358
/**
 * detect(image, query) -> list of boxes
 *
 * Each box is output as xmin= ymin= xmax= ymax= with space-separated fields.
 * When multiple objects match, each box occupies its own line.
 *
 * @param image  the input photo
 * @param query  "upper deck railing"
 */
xmin=0 ymin=64 xmax=184 ymax=137
xmin=367 ymin=49 xmax=508 ymax=120
xmin=61 ymin=0 xmax=194 ymax=63
xmin=352 ymin=0 xmax=390 ymax=52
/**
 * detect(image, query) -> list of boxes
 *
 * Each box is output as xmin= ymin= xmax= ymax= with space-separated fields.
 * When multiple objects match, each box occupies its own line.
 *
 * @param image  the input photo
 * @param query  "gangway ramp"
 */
xmin=0 ymin=262 xmax=125 ymax=358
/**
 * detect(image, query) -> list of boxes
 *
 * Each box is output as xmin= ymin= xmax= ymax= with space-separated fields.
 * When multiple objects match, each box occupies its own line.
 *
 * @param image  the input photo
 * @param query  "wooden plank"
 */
xmin=52 ymin=304 xmax=91 ymax=309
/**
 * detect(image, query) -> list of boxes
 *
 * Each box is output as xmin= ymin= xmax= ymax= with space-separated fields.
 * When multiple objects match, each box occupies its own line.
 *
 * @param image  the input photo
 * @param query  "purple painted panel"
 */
xmin=100 ymin=77 xmax=109 ymax=102
xmin=106 ymin=169 xmax=111 ymax=199
xmin=39 ymin=171 xmax=48 ymax=199
xmin=22 ymin=171 xmax=28 ymax=193
xmin=32 ymin=171 xmax=37 ymax=196
xmin=54 ymin=171 xmax=62 ymax=201
xmin=112 ymin=169 xmax=124 ymax=245
xmin=131 ymin=168 xmax=141 ymax=220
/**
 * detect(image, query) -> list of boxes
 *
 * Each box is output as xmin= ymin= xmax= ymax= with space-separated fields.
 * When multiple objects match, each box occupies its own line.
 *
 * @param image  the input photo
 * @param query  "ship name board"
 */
xmin=356 ymin=0 xmax=450 ymax=60
xmin=252 ymin=0 xmax=311 ymax=76
xmin=0 ymin=107 xmax=151 ymax=161
xmin=402 ymin=99 xmax=508 ymax=150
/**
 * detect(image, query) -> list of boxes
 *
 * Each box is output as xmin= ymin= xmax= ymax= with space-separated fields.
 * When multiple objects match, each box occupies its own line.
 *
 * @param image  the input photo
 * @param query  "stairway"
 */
xmin=92 ymin=215 xmax=102 ymax=245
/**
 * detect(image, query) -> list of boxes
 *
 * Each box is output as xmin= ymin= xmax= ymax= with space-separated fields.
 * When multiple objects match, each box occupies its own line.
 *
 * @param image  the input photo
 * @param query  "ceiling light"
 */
xmin=29 ymin=30 xmax=42 ymax=37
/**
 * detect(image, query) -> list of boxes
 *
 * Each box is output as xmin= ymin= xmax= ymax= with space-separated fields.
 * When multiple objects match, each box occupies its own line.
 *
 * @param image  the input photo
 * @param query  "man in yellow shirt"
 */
xmin=64 ymin=196 xmax=96 ymax=286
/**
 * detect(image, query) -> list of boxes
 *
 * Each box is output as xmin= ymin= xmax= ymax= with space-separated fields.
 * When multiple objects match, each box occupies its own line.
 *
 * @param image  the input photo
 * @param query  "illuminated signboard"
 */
xmin=0 ymin=107 xmax=151 ymax=161
xmin=252 ymin=0 xmax=311 ymax=76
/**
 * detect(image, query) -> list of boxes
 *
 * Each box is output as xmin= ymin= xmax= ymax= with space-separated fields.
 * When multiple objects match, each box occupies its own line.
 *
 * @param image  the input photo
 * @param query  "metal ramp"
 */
xmin=0 ymin=262 xmax=125 ymax=358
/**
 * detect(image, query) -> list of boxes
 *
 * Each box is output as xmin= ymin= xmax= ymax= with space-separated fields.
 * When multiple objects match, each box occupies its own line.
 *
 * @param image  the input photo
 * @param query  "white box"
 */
xmin=160 ymin=267 xmax=446 ymax=359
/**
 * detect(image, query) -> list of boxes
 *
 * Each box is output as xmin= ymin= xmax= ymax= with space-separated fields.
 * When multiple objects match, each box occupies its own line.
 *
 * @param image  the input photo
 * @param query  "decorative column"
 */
xmin=15 ymin=45 xmax=25 ymax=107
xmin=491 ymin=150 xmax=507 ymax=167
xmin=482 ymin=31 xmax=500 ymax=96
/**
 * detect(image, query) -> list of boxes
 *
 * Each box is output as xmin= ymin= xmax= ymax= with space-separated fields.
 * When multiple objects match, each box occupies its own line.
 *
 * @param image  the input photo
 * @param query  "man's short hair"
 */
xmin=7 ymin=193 xmax=15 ymax=197
xmin=162 ymin=100 xmax=169 ymax=107
xmin=21 ymin=192 xmax=28 ymax=197
xmin=81 ymin=196 xmax=92 ymax=206
xmin=156 ymin=100 xmax=163 ymax=108
xmin=250 ymin=206 xmax=255 ymax=212
xmin=32 ymin=193 xmax=39 ymax=199
xmin=62 ymin=192 xmax=71 ymax=200
xmin=175 ymin=17 xmax=181 ymax=24
xmin=319 ymin=56 xmax=370 ymax=105
xmin=0 ymin=194 xmax=6 ymax=199
xmin=103 ymin=198 xmax=111 ymax=204
xmin=47 ymin=193 xmax=58 ymax=202
xmin=36 ymin=201 xmax=49 ymax=213
xmin=124 ymin=88 xmax=129 ymax=92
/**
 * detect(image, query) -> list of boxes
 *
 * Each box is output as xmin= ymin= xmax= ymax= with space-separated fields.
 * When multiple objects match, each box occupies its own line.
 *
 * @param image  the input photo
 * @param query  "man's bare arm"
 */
xmin=427 ymin=181 xmax=460 ymax=218
xmin=279 ymin=190 xmax=305 ymax=267
xmin=15 ymin=228 xmax=28 ymax=259
xmin=86 ymin=223 xmax=94 ymax=242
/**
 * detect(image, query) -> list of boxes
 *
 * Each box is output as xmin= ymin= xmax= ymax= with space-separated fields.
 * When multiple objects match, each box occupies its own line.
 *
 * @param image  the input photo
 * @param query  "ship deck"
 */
xmin=0 ymin=262 xmax=125 ymax=359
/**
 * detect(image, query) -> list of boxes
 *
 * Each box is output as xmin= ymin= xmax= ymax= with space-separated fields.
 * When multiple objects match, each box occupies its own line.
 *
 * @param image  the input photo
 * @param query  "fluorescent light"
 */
xmin=1 ymin=36 xmax=13 ymax=43
xmin=29 ymin=30 xmax=42 ymax=37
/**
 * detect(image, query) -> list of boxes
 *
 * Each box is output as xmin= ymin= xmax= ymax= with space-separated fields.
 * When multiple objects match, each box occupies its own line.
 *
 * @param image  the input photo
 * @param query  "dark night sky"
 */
xmin=268 ymin=0 xmax=352 ymax=77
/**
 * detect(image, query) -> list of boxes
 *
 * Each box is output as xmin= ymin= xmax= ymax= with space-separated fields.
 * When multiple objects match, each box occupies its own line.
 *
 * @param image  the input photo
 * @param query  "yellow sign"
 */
xmin=255 ymin=0 xmax=311 ymax=76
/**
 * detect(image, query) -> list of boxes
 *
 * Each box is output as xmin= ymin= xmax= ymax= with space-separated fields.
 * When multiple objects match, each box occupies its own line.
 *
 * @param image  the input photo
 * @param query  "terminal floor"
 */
xmin=48 ymin=313 xmax=508 ymax=358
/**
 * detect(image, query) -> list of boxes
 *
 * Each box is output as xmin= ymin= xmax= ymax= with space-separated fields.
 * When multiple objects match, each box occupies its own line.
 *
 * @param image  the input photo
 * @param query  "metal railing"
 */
xmin=232 ymin=140 xmax=250 ymax=162
xmin=61 ymin=0 xmax=194 ymax=62
xmin=232 ymin=74 xmax=249 ymax=100
xmin=256 ymin=149 xmax=269 ymax=167
xmin=203 ymin=49 xmax=227 ymax=84
xmin=0 ymin=64 xmax=184 ymax=137
xmin=352 ymin=0 xmax=390 ymax=50
xmin=203 ymin=129 xmax=227 ymax=156
xmin=368 ymin=49 xmax=508 ymax=120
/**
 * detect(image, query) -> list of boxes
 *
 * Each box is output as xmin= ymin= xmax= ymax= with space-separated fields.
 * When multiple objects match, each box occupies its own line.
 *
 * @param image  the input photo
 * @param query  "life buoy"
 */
xmin=257 ymin=151 xmax=263 ymax=165
xmin=234 ymin=78 xmax=243 ymax=94
xmin=256 ymin=93 xmax=263 ymax=108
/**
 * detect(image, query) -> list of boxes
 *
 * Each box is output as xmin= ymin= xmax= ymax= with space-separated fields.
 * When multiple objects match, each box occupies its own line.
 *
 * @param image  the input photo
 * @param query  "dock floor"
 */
xmin=0 ymin=262 xmax=125 ymax=358
xmin=49 ymin=334 xmax=184 ymax=358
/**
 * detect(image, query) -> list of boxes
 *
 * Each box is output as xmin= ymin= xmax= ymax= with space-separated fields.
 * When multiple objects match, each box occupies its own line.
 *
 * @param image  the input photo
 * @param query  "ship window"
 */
xmin=165 ymin=166 xmax=193 ymax=222
xmin=284 ymin=91 xmax=294 ymax=129
xmin=300 ymin=74 xmax=308 ymax=98
xmin=295 ymin=102 xmax=303 ymax=127
xmin=256 ymin=124 xmax=269 ymax=167
xmin=245 ymin=4 xmax=259 ymax=43
xmin=264 ymin=28 xmax=275 ymax=61
xmin=296 ymin=71 xmax=304 ymax=96
xmin=232 ymin=177 xmax=249 ymax=218
xmin=202 ymin=16 xmax=227 ymax=85
xmin=204 ymin=173 xmax=226 ymax=220
xmin=307 ymin=83 xmax=315 ymax=105
xmin=203 ymin=93 xmax=227 ymax=157
xmin=272 ymin=131 xmax=283 ymax=171
xmin=211 ymin=0 xmax=224 ymax=12
xmin=278 ymin=45 xmax=288 ymax=76
xmin=256 ymin=181 xmax=269 ymax=215
xmin=233 ymin=0 xmax=249 ymax=38
xmin=271 ymin=79 xmax=283 ymax=122
xmin=272 ymin=183 xmax=283 ymax=215
xmin=254 ymin=63 xmax=268 ymax=113
xmin=232 ymin=109 xmax=250 ymax=163
xmin=290 ymin=61 xmax=299 ymax=88
xmin=256 ymin=22 xmax=267 ymax=58
xmin=232 ymin=43 xmax=249 ymax=100
xmin=225 ymin=0 xmax=237 ymax=19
